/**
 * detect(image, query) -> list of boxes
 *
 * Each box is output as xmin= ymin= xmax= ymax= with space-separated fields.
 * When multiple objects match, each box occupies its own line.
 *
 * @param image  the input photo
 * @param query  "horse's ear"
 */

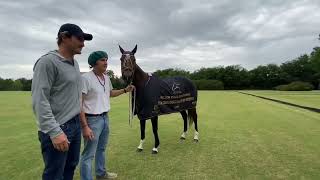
xmin=119 ymin=45 xmax=125 ymax=54
xmin=132 ymin=44 xmax=137 ymax=54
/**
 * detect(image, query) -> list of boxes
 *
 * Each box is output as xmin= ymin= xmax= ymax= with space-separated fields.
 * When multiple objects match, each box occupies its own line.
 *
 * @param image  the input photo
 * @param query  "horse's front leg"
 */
xmin=180 ymin=110 xmax=188 ymax=140
xmin=151 ymin=116 xmax=160 ymax=154
xmin=137 ymin=120 xmax=146 ymax=152
xmin=191 ymin=108 xmax=199 ymax=142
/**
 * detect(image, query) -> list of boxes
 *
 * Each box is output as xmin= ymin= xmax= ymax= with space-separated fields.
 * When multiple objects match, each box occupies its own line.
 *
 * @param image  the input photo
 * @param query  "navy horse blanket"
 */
xmin=133 ymin=74 xmax=197 ymax=120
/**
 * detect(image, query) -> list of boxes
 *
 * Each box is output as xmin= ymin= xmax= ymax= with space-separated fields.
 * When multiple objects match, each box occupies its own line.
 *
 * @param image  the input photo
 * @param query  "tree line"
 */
xmin=155 ymin=44 xmax=320 ymax=90
xmin=1 ymin=38 xmax=320 ymax=91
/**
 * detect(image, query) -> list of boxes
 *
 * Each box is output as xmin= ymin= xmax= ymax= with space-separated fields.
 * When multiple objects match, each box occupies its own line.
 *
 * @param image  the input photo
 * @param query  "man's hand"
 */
xmin=82 ymin=126 xmax=94 ymax=140
xmin=124 ymin=85 xmax=135 ymax=93
xmin=52 ymin=133 xmax=69 ymax=152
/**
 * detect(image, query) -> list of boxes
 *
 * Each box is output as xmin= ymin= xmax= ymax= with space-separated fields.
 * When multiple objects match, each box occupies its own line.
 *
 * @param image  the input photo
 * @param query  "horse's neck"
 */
xmin=132 ymin=65 xmax=149 ymax=89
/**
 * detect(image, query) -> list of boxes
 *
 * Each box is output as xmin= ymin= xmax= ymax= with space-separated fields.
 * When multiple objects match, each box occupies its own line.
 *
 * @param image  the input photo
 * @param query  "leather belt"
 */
xmin=85 ymin=112 xmax=107 ymax=117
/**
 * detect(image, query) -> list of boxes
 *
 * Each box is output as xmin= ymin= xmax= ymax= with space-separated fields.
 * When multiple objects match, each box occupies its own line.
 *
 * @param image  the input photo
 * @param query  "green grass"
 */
xmin=0 ymin=91 xmax=320 ymax=179
xmin=241 ymin=90 xmax=320 ymax=109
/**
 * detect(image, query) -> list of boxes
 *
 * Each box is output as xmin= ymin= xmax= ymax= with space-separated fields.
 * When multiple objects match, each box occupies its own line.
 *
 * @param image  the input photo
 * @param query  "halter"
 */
xmin=121 ymin=53 xmax=135 ymax=85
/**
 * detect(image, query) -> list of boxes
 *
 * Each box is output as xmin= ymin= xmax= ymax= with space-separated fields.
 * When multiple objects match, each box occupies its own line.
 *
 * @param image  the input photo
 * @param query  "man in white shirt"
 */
xmin=80 ymin=51 xmax=134 ymax=180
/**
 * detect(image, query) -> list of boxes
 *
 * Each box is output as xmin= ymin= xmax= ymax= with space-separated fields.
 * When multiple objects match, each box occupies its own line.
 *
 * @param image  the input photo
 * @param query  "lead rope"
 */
xmin=129 ymin=83 xmax=136 ymax=127
xmin=123 ymin=54 xmax=136 ymax=127
xmin=129 ymin=87 xmax=131 ymax=126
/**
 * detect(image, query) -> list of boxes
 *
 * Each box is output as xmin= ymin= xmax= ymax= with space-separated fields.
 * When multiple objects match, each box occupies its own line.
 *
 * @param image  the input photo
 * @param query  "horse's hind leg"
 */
xmin=151 ymin=116 xmax=160 ymax=154
xmin=189 ymin=108 xmax=199 ymax=142
xmin=180 ymin=110 xmax=188 ymax=140
xmin=137 ymin=120 xmax=146 ymax=152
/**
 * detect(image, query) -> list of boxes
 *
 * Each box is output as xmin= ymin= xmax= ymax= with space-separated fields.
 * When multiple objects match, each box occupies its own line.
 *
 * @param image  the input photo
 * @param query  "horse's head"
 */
xmin=119 ymin=45 xmax=137 ymax=84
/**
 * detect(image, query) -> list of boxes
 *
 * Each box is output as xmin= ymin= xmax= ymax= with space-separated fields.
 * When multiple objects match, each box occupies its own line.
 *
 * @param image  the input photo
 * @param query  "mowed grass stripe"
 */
xmin=238 ymin=91 xmax=320 ymax=113
xmin=0 ymin=91 xmax=320 ymax=180
xmin=242 ymin=90 xmax=320 ymax=109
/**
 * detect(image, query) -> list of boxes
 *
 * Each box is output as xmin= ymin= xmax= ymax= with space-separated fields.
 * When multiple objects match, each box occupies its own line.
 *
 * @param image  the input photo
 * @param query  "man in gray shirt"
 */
xmin=32 ymin=23 xmax=93 ymax=180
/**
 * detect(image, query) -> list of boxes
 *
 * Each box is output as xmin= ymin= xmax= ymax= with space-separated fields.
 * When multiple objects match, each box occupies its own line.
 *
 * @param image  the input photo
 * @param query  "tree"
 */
xmin=17 ymin=78 xmax=32 ymax=91
xmin=106 ymin=70 xmax=125 ymax=89
xmin=221 ymin=65 xmax=250 ymax=89
xmin=280 ymin=54 xmax=316 ymax=87
xmin=0 ymin=78 xmax=15 ymax=90
xmin=12 ymin=80 xmax=23 ymax=90
xmin=190 ymin=67 xmax=225 ymax=80
xmin=106 ymin=70 xmax=116 ymax=80
xmin=153 ymin=68 xmax=190 ymax=78
xmin=310 ymin=47 xmax=320 ymax=89
xmin=249 ymin=64 xmax=287 ymax=89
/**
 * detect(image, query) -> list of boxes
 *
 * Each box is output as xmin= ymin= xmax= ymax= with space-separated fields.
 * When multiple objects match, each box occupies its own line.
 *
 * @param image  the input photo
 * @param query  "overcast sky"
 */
xmin=0 ymin=0 xmax=319 ymax=79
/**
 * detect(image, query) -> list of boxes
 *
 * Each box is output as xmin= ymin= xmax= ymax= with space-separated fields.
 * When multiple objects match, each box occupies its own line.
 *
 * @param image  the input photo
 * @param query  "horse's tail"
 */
xmin=187 ymin=108 xmax=196 ymax=126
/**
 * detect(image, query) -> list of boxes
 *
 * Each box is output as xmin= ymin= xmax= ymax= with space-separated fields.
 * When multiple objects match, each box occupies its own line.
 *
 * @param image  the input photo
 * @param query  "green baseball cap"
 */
xmin=88 ymin=51 xmax=108 ymax=66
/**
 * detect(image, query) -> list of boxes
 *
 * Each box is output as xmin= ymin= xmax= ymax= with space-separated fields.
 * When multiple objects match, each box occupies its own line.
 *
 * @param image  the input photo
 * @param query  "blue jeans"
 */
xmin=38 ymin=115 xmax=81 ymax=180
xmin=80 ymin=114 xmax=109 ymax=180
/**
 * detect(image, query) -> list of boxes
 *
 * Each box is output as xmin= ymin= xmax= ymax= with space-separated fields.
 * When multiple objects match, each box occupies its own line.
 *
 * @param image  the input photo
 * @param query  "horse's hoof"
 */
xmin=180 ymin=137 xmax=186 ymax=140
xmin=137 ymin=148 xmax=143 ymax=152
xmin=152 ymin=147 xmax=158 ymax=154
xmin=193 ymin=139 xmax=199 ymax=143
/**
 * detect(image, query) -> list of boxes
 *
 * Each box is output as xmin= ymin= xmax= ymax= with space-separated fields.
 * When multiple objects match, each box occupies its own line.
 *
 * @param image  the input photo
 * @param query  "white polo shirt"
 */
xmin=81 ymin=71 xmax=113 ymax=114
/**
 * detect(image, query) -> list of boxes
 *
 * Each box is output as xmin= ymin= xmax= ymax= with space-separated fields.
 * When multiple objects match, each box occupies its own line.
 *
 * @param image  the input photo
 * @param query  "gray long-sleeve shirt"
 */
xmin=32 ymin=50 xmax=82 ymax=138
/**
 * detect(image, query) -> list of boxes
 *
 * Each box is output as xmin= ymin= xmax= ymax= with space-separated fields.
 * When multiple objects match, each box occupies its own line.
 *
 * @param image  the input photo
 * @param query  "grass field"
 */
xmin=0 ymin=91 xmax=320 ymax=180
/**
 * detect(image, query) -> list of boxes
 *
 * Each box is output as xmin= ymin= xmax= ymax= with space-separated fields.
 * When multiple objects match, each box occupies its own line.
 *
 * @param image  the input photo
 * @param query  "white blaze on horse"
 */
xmin=119 ymin=45 xmax=199 ymax=154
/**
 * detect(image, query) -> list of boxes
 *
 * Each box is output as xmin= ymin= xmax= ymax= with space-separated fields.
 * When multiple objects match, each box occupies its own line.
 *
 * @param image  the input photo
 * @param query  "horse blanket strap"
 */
xmin=134 ymin=75 xmax=197 ymax=120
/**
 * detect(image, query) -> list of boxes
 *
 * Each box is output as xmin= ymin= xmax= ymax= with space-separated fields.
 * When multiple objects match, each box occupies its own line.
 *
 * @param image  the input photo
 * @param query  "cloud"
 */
xmin=0 ymin=0 xmax=319 ymax=79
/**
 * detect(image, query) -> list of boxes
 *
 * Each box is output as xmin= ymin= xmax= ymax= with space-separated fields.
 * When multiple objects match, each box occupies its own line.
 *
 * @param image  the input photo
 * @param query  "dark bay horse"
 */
xmin=119 ymin=45 xmax=199 ymax=154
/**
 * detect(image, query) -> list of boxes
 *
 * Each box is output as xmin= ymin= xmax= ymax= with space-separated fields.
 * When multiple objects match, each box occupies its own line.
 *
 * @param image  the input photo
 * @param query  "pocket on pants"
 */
xmin=86 ymin=116 xmax=100 ymax=126
xmin=60 ymin=121 xmax=72 ymax=136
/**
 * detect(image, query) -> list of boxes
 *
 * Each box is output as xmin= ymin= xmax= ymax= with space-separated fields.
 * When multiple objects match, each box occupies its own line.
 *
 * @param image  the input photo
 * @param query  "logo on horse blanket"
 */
xmin=133 ymin=75 xmax=197 ymax=120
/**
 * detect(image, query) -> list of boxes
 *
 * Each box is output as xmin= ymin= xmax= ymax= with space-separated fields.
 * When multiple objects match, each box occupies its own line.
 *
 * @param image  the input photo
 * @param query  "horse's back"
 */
xmin=161 ymin=76 xmax=197 ymax=101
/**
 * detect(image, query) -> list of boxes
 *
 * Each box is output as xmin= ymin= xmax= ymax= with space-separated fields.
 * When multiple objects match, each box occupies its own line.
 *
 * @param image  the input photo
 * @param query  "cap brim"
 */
xmin=83 ymin=33 xmax=93 ymax=41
